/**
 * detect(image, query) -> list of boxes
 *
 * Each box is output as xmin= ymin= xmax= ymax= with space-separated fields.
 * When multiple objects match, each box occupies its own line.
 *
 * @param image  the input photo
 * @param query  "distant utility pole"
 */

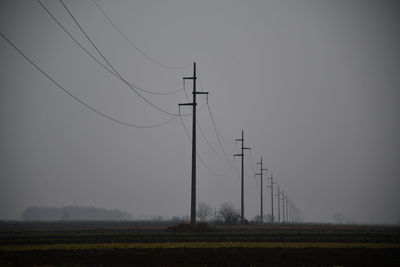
xmin=179 ymin=62 xmax=208 ymax=225
xmin=267 ymin=173 xmax=275 ymax=223
xmin=255 ymin=157 xmax=267 ymax=223
xmin=281 ymin=192 xmax=285 ymax=223
xmin=234 ymin=130 xmax=250 ymax=224
xmin=285 ymin=194 xmax=289 ymax=222
xmin=276 ymin=185 xmax=281 ymax=223
xmin=287 ymin=198 xmax=290 ymax=223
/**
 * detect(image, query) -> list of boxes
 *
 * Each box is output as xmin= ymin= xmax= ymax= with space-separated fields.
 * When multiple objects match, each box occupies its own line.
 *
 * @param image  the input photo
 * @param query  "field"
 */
xmin=0 ymin=221 xmax=399 ymax=266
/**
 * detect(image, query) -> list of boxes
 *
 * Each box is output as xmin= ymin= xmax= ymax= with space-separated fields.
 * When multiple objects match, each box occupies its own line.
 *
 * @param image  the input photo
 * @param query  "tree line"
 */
xmin=21 ymin=206 xmax=132 ymax=221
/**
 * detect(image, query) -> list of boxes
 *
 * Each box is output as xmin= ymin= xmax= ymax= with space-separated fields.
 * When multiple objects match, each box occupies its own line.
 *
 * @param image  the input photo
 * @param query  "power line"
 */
xmin=91 ymin=0 xmax=191 ymax=70
xmin=183 ymin=84 xmax=225 ymax=159
xmin=0 ymin=31 xmax=177 ymax=129
xmin=179 ymin=116 xmax=223 ymax=177
xmin=248 ymin=149 xmax=257 ymax=174
xmin=196 ymin=70 xmax=239 ymax=173
xmin=207 ymin=103 xmax=238 ymax=173
xmin=37 ymin=0 xmax=185 ymax=97
xmin=59 ymin=0 xmax=188 ymax=117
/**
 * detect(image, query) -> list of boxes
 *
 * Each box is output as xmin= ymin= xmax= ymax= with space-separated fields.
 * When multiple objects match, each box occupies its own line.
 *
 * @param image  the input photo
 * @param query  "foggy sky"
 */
xmin=1 ymin=0 xmax=399 ymax=224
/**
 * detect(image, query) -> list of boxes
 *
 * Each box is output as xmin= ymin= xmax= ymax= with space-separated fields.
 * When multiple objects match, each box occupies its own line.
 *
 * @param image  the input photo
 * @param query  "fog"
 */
xmin=1 ymin=0 xmax=399 ymax=224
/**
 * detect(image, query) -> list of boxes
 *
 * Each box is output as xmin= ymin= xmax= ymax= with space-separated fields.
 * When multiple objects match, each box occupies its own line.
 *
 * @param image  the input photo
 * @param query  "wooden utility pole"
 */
xmin=276 ymin=185 xmax=281 ymax=223
xmin=179 ymin=62 xmax=208 ymax=225
xmin=284 ymin=194 xmax=288 ymax=223
xmin=268 ymin=173 xmax=275 ymax=223
xmin=281 ymin=191 xmax=285 ymax=223
xmin=234 ymin=130 xmax=250 ymax=224
xmin=255 ymin=157 xmax=267 ymax=223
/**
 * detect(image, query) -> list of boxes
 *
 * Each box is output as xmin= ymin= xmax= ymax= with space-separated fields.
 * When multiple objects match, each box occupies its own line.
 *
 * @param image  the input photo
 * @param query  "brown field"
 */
xmin=1 ymin=221 xmax=399 ymax=266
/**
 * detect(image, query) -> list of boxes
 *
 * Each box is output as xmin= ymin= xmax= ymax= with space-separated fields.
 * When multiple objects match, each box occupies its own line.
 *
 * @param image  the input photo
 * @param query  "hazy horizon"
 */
xmin=1 ymin=0 xmax=399 ymax=224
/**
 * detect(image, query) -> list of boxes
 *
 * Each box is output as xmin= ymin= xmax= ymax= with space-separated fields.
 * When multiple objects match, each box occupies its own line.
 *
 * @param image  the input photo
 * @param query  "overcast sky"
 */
xmin=1 ymin=0 xmax=399 ymax=223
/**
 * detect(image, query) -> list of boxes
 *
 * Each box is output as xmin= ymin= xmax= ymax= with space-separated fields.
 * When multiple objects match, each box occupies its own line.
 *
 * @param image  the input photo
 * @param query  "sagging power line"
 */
xmin=37 ymin=0 xmax=189 ymax=123
xmin=0 ymin=31 xmax=177 ymax=129
xmin=59 ymin=0 xmax=187 ymax=117
xmin=91 ymin=0 xmax=191 ymax=70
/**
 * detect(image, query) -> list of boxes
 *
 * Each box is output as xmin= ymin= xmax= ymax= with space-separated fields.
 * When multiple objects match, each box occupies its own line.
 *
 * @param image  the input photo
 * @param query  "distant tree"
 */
xmin=21 ymin=206 xmax=132 ymax=221
xmin=218 ymin=202 xmax=240 ymax=225
xmin=197 ymin=202 xmax=213 ymax=222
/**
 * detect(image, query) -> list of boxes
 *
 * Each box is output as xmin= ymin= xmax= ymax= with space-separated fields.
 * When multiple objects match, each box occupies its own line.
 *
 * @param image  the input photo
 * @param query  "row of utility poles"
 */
xmin=235 ymin=130 xmax=296 ymax=224
xmin=180 ymin=62 xmax=298 ymax=225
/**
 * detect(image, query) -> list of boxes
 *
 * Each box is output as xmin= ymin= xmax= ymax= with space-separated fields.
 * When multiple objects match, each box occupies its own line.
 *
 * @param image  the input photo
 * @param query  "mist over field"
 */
xmin=1 ymin=0 xmax=399 ymax=225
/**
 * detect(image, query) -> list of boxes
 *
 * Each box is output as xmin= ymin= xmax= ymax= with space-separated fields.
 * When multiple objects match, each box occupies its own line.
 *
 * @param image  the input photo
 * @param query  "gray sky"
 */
xmin=1 ymin=0 xmax=399 ymax=223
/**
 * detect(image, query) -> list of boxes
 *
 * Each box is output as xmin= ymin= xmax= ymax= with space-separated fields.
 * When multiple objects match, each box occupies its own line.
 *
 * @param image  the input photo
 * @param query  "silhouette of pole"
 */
xmin=282 ymin=192 xmax=285 ymax=223
xmin=268 ymin=173 xmax=275 ymax=223
xmin=179 ymin=62 xmax=208 ymax=225
xmin=276 ymin=185 xmax=281 ymax=223
xmin=234 ymin=130 xmax=250 ymax=224
xmin=255 ymin=157 xmax=267 ymax=223
xmin=284 ymin=194 xmax=289 ymax=222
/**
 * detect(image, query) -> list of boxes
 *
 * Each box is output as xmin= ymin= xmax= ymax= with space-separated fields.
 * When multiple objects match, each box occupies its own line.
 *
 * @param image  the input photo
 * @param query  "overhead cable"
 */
xmin=37 ymin=0 xmax=184 ymax=97
xmin=206 ymin=103 xmax=239 ymax=173
xmin=183 ymin=84 xmax=225 ymax=158
xmin=0 ymin=31 xmax=177 ymax=129
xmin=59 ymin=0 xmax=188 ymax=117
xmin=91 ymin=0 xmax=191 ymax=70
xmin=179 ymin=116 xmax=224 ymax=177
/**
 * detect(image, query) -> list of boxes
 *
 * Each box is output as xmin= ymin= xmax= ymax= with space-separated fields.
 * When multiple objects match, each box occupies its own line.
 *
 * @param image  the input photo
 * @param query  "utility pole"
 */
xmin=285 ymin=195 xmax=289 ymax=224
xmin=276 ymin=185 xmax=281 ymax=223
xmin=286 ymin=198 xmax=289 ymax=223
xmin=255 ymin=157 xmax=267 ymax=223
xmin=267 ymin=173 xmax=275 ymax=223
xmin=179 ymin=62 xmax=208 ymax=225
xmin=281 ymin=192 xmax=285 ymax=223
xmin=234 ymin=130 xmax=250 ymax=224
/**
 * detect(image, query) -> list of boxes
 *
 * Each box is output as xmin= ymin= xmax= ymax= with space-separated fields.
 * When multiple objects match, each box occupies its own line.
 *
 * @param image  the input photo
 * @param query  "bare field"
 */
xmin=0 ymin=221 xmax=399 ymax=266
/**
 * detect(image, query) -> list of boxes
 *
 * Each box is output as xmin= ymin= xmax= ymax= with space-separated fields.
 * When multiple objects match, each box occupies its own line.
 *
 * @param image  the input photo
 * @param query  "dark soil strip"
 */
xmin=1 ymin=247 xmax=400 ymax=266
